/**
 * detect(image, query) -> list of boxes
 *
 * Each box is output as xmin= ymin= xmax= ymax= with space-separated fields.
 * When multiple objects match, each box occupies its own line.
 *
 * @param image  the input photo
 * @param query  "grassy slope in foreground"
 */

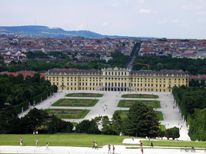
xmin=0 ymin=134 xmax=126 ymax=147
xmin=142 ymin=140 xmax=206 ymax=148
xmin=1 ymin=134 xmax=206 ymax=148
xmin=66 ymin=93 xmax=103 ymax=97
xmin=52 ymin=99 xmax=98 ymax=107
xmin=122 ymin=94 xmax=159 ymax=99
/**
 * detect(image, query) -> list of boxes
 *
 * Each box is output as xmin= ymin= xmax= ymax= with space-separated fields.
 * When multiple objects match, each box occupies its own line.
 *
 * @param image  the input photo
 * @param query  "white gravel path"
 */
xmin=0 ymin=145 xmax=204 ymax=154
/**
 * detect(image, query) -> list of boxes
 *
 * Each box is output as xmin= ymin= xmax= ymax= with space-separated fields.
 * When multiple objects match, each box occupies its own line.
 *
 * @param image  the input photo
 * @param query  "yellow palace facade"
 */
xmin=45 ymin=67 xmax=189 ymax=92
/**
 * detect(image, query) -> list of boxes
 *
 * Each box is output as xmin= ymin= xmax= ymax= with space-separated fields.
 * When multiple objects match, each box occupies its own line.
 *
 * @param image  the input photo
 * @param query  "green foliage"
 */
xmin=0 ymin=52 xmax=130 ymax=72
xmin=189 ymin=109 xmax=206 ymax=141
xmin=125 ymin=103 xmax=160 ymax=137
xmin=112 ymin=111 xmax=124 ymax=134
xmin=101 ymin=116 xmax=116 ymax=135
xmin=0 ymin=108 xmax=73 ymax=134
xmin=66 ymin=93 xmax=103 ymax=97
xmin=133 ymin=56 xmax=206 ymax=75
xmin=173 ymin=86 xmax=206 ymax=141
xmin=47 ymin=116 xmax=73 ymax=133
xmin=52 ymin=99 xmax=98 ymax=107
xmin=122 ymin=94 xmax=159 ymax=98
xmin=46 ymin=109 xmax=89 ymax=119
xmin=20 ymin=108 xmax=49 ymax=133
xmin=0 ymin=107 xmax=20 ymax=134
xmin=76 ymin=120 xmax=100 ymax=134
xmin=0 ymin=74 xmax=57 ymax=113
xmin=165 ymin=127 xmax=180 ymax=140
xmin=118 ymin=100 xmax=160 ymax=108
xmin=173 ymin=86 xmax=206 ymax=119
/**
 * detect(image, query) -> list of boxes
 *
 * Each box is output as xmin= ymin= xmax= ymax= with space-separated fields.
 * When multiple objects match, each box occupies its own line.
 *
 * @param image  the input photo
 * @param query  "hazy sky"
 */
xmin=1 ymin=0 xmax=206 ymax=39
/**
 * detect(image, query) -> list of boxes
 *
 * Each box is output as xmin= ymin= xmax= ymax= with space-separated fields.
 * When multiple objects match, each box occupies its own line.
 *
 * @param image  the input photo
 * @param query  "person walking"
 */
xmin=35 ymin=139 xmax=39 ymax=147
xmin=46 ymin=142 xmax=49 ymax=149
xmin=112 ymin=145 xmax=115 ymax=154
xmin=19 ymin=137 xmax=23 ymax=146
xmin=108 ymin=144 xmax=111 ymax=153
xmin=151 ymin=141 xmax=154 ymax=148
xmin=140 ymin=141 xmax=144 ymax=154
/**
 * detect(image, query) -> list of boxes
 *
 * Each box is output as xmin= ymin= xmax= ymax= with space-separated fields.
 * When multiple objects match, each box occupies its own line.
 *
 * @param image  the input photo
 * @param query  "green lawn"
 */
xmin=66 ymin=93 xmax=103 ymax=97
xmin=46 ymin=109 xmax=89 ymax=119
xmin=0 ymin=134 xmax=126 ymax=147
xmin=118 ymin=100 xmax=160 ymax=108
xmin=142 ymin=140 xmax=206 ymax=148
xmin=122 ymin=94 xmax=159 ymax=99
xmin=114 ymin=110 xmax=163 ymax=121
xmin=52 ymin=99 xmax=98 ymax=107
xmin=1 ymin=134 xmax=206 ymax=148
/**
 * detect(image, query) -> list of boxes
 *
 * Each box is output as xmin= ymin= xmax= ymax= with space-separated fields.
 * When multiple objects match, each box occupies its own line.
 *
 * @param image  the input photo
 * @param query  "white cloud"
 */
xmin=138 ymin=9 xmax=157 ymax=14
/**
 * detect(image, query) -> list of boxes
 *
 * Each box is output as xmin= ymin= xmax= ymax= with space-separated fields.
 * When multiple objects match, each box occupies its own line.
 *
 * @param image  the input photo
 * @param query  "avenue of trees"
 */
xmin=133 ymin=56 xmax=206 ymax=75
xmin=173 ymin=86 xmax=206 ymax=141
xmin=0 ymin=74 xmax=57 ymax=113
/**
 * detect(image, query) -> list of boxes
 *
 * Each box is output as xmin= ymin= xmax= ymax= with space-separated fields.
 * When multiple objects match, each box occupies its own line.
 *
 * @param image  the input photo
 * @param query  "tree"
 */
xmin=20 ymin=108 xmax=49 ymax=133
xmin=125 ymin=103 xmax=160 ymax=137
xmin=47 ymin=116 xmax=73 ymax=133
xmin=76 ymin=120 xmax=100 ymax=134
xmin=101 ymin=116 xmax=115 ymax=135
xmin=0 ymin=107 xmax=20 ymax=134
xmin=112 ymin=111 xmax=124 ymax=134
xmin=189 ymin=109 xmax=206 ymax=141
xmin=165 ymin=127 xmax=180 ymax=140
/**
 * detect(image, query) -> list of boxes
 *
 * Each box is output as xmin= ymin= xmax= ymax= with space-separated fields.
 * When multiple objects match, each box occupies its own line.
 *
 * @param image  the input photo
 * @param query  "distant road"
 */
xmin=127 ymin=42 xmax=141 ymax=70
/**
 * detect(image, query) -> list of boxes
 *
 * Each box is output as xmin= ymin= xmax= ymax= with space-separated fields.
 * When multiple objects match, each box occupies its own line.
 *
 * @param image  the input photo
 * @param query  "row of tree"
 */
xmin=0 ymin=108 xmax=73 ymax=134
xmin=133 ymin=56 xmax=206 ymax=75
xmin=173 ymin=86 xmax=206 ymax=141
xmin=0 ymin=103 xmax=179 ymax=140
xmin=0 ymin=74 xmax=57 ymax=113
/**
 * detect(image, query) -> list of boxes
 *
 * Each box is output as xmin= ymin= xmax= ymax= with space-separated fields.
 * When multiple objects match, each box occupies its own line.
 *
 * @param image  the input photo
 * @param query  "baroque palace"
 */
xmin=45 ymin=67 xmax=189 ymax=92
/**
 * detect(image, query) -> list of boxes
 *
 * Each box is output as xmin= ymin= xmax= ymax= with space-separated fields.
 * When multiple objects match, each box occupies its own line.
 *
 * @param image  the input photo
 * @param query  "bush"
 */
xmin=165 ymin=127 xmax=180 ymax=140
xmin=47 ymin=116 xmax=73 ymax=133
xmin=76 ymin=120 xmax=100 ymax=134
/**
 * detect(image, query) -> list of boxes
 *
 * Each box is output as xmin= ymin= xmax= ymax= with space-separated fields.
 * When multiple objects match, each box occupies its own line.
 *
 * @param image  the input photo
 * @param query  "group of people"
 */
xmin=108 ymin=144 xmax=115 ymax=154
xmin=19 ymin=137 xmax=49 ymax=149
xmin=103 ymin=104 xmax=108 ymax=112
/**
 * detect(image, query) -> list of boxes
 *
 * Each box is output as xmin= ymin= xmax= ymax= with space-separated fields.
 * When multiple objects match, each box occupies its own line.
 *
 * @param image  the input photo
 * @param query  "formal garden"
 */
xmin=122 ymin=94 xmax=159 ymax=99
xmin=66 ymin=93 xmax=103 ymax=97
xmin=52 ymin=99 xmax=98 ymax=107
xmin=118 ymin=100 xmax=160 ymax=108
xmin=46 ymin=109 xmax=90 ymax=119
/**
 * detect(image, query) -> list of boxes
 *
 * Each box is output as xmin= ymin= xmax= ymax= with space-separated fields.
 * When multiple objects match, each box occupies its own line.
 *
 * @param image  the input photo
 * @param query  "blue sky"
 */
xmin=0 ymin=0 xmax=206 ymax=39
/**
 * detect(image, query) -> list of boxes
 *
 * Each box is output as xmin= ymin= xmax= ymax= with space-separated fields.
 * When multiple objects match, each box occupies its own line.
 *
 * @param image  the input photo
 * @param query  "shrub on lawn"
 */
xmin=47 ymin=116 xmax=73 ymax=133
xmin=76 ymin=120 xmax=100 ymax=134
xmin=165 ymin=127 xmax=180 ymax=140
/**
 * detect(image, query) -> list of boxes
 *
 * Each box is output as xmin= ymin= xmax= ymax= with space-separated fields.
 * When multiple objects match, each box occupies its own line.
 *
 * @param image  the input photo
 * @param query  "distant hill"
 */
xmin=0 ymin=25 xmax=104 ymax=38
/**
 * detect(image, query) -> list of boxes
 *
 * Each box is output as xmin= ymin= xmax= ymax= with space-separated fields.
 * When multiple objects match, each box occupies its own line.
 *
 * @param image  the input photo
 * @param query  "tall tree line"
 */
xmin=173 ymin=86 xmax=206 ymax=140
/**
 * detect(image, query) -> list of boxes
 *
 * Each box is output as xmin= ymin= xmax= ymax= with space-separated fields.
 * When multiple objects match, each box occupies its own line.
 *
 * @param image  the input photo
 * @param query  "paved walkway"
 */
xmin=158 ymin=93 xmax=190 ymax=141
xmin=18 ymin=91 xmax=66 ymax=118
xmin=0 ymin=145 xmax=204 ymax=154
